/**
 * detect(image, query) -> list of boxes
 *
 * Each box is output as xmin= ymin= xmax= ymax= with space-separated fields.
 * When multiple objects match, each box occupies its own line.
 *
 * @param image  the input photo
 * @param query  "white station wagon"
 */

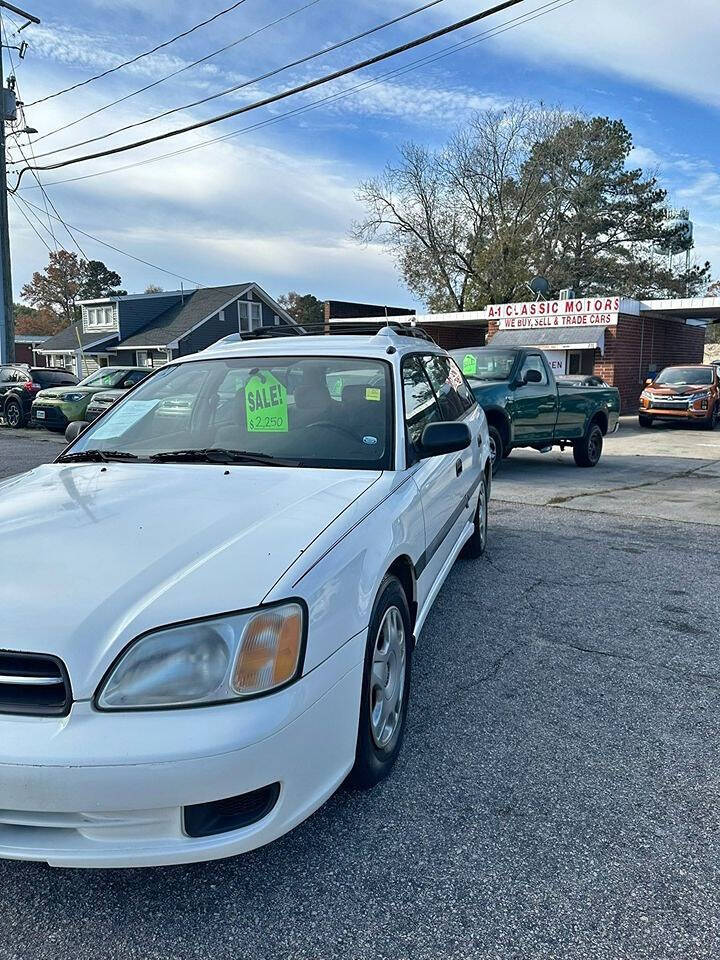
xmin=0 ymin=328 xmax=491 ymax=867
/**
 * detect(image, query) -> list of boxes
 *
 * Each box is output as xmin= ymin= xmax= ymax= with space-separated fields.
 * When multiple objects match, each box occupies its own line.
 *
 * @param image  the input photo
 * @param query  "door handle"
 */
xmin=455 ymin=458 xmax=463 ymax=477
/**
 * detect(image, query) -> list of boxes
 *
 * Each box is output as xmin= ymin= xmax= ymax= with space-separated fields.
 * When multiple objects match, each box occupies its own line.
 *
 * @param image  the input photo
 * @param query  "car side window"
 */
xmin=519 ymin=354 xmax=548 ymax=386
xmin=402 ymin=356 xmax=441 ymax=447
xmin=422 ymin=354 xmax=469 ymax=420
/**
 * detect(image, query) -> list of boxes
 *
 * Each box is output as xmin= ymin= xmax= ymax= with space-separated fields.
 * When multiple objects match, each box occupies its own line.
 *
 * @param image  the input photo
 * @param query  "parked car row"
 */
xmin=0 ymin=365 xmax=151 ymax=430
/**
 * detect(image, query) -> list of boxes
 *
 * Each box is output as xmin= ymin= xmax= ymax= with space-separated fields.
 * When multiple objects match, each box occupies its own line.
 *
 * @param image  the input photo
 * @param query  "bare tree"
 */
xmin=353 ymin=101 xmax=709 ymax=308
xmin=352 ymin=102 xmax=565 ymax=309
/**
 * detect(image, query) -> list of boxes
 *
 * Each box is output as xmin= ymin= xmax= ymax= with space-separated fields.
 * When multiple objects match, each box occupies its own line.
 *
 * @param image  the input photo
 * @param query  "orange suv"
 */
xmin=639 ymin=364 xmax=719 ymax=430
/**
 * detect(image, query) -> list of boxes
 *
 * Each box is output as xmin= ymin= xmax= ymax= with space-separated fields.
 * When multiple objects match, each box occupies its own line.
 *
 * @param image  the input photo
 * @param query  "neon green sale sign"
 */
xmin=245 ymin=372 xmax=289 ymax=433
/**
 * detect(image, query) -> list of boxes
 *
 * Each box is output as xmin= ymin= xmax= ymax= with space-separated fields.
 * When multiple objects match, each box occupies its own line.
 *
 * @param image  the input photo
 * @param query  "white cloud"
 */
xmin=422 ymin=0 xmax=720 ymax=109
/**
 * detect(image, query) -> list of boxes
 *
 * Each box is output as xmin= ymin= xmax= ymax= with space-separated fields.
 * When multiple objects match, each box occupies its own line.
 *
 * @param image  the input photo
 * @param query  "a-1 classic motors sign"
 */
xmin=490 ymin=296 xmax=620 ymax=330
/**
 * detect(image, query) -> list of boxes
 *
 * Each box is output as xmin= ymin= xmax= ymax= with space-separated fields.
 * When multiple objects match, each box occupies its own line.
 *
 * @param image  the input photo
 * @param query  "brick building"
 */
xmin=335 ymin=296 xmax=718 ymax=412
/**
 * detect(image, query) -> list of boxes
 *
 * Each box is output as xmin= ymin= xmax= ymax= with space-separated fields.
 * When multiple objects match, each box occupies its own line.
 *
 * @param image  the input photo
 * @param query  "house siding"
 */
xmin=177 ymin=308 xmax=238 ymax=355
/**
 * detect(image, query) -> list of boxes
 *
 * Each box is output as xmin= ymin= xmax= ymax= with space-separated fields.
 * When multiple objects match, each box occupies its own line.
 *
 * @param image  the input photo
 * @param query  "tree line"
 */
xmin=353 ymin=102 xmax=711 ymax=310
xmin=13 ymin=251 xmax=169 ymax=337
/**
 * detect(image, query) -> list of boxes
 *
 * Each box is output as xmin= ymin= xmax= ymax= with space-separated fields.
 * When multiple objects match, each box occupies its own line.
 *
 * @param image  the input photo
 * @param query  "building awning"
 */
xmin=489 ymin=326 xmax=606 ymax=353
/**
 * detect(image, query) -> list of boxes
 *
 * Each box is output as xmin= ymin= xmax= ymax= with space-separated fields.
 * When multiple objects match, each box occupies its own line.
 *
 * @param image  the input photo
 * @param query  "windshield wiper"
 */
xmin=148 ymin=448 xmax=301 ymax=467
xmin=58 ymin=449 xmax=139 ymax=463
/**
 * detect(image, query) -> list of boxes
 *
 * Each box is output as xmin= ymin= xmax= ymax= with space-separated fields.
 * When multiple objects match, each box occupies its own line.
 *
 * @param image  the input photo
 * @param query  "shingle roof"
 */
xmin=37 ymin=322 xmax=118 ymax=353
xmin=118 ymin=284 xmax=251 ymax=348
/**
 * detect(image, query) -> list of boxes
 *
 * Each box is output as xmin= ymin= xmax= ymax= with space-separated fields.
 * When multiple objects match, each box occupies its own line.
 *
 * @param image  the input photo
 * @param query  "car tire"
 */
xmin=347 ymin=575 xmax=412 ymax=790
xmin=488 ymin=425 xmax=504 ymax=476
xmin=462 ymin=473 xmax=488 ymax=559
xmin=573 ymin=422 xmax=603 ymax=467
xmin=638 ymin=415 xmax=653 ymax=428
xmin=4 ymin=398 xmax=25 ymax=429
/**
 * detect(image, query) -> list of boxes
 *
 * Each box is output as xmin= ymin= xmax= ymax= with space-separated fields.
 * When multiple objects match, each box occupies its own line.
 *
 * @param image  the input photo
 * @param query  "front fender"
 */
xmin=264 ymin=473 xmax=426 ymax=674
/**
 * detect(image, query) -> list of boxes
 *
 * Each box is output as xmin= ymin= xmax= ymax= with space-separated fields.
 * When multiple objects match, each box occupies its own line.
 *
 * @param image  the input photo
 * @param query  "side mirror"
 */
xmin=524 ymin=369 xmax=543 ymax=384
xmin=645 ymin=378 xmax=653 ymax=386
xmin=418 ymin=421 xmax=471 ymax=458
xmin=65 ymin=420 xmax=90 ymax=443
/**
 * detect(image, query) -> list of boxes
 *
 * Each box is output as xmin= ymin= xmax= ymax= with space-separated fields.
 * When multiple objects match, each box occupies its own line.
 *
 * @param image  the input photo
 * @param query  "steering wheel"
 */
xmin=304 ymin=420 xmax=359 ymax=442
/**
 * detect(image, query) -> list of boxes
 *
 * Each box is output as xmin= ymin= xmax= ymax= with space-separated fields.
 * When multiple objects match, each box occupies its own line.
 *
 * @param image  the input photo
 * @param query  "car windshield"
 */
xmin=78 ymin=369 xmax=135 ymax=389
xmin=654 ymin=367 xmax=712 ymax=386
xmin=450 ymin=349 xmax=516 ymax=381
xmin=66 ymin=356 xmax=393 ymax=470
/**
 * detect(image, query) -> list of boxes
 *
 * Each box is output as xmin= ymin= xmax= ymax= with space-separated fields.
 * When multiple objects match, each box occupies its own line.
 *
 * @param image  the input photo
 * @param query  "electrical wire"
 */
xmin=14 ymin=0 xmax=573 ymax=191
xmin=17 ymin=197 xmax=206 ymax=286
xmin=10 ymin=0 xmax=532 ymax=187
xmin=30 ymin=0 xmax=326 ymax=146
xmin=9 ymin=193 xmax=52 ymax=252
xmin=25 ymin=0 xmax=252 ymax=107
xmin=31 ymin=0 xmax=450 ymax=160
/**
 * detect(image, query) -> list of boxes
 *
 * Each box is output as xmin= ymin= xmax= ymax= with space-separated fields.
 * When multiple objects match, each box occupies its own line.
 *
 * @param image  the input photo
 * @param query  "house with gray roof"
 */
xmin=38 ymin=283 xmax=296 ymax=375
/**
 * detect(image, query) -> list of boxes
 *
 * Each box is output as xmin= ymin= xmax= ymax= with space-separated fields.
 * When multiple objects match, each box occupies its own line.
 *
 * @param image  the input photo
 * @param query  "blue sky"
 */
xmin=5 ymin=0 xmax=720 ymax=307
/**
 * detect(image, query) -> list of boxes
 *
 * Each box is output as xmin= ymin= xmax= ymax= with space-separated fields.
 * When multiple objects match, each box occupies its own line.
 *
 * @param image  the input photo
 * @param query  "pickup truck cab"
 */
xmin=0 ymin=329 xmax=490 ymax=868
xmin=450 ymin=346 xmax=620 ymax=474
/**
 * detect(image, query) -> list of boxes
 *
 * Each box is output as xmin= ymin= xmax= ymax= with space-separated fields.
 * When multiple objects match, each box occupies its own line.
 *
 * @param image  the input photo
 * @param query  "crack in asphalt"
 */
xmin=545 ymin=458 xmax=720 ymax=506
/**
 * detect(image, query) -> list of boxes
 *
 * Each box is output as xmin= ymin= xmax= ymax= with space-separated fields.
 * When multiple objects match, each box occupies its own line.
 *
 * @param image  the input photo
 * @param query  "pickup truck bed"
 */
xmin=450 ymin=346 xmax=621 ymax=474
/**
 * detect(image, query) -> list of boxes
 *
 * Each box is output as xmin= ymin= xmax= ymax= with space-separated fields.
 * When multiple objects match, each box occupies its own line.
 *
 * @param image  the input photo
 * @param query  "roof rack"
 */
xmin=204 ymin=318 xmax=438 ymax=350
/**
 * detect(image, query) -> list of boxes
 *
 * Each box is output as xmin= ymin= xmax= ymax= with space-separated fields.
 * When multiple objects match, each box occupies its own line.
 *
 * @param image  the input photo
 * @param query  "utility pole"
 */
xmin=0 ymin=1 xmax=39 ymax=364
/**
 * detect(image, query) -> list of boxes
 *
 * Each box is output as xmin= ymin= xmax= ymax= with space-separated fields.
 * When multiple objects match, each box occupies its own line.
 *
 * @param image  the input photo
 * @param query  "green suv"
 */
xmin=31 ymin=366 xmax=150 ymax=431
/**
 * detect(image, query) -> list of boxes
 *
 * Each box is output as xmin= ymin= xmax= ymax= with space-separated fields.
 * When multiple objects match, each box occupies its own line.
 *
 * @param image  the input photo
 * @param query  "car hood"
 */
xmin=646 ymin=384 xmax=710 ymax=396
xmin=0 ymin=463 xmax=381 ymax=697
xmin=88 ymin=389 xmax=124 ymax=403
xmin=35 ymin=386 xmax=99 ymax=401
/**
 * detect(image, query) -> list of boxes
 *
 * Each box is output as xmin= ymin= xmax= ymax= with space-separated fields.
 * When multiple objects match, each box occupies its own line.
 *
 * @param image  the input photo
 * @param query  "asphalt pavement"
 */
xmin=1 ymin=421 xmax=719 ymax=959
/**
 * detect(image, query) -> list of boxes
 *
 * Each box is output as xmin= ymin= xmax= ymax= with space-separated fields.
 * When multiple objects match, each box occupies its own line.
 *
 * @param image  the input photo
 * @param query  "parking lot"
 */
xmin=1 ymin=418 xmax=719 ymax=960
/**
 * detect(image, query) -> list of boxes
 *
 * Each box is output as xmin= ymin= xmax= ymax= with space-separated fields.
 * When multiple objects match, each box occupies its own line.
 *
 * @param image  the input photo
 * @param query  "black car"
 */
xmin=1 ymin=366 xmax=79 ymax=428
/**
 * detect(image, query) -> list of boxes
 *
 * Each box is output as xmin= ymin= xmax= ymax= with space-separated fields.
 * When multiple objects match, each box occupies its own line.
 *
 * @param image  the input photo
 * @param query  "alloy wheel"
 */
xmin=6 ymin=402 xmax=20 ymax=428
xmin=370 ymin=606 xmax=406 ymax=749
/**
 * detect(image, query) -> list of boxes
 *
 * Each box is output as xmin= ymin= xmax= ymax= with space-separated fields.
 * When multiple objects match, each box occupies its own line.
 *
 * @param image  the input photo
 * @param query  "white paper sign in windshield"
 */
xmin=90 ymin=400 xmax=160 ymax=440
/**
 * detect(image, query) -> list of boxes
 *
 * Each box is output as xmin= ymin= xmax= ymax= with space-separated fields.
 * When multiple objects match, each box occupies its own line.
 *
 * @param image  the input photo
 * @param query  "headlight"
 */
xmin=60 ymin=392 xmax=89 ymax=402
xmin=690 ymin=391 xmax=710 ymax=402
xmin=96 ymin=601 xmax=305 ymax=710
xmin=640 ymin=390 xmax=653 ymax=400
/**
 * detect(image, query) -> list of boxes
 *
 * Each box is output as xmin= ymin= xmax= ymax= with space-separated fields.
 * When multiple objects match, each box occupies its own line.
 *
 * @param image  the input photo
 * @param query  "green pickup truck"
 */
xmin=450 ymin=346 xmax=620 ymax=475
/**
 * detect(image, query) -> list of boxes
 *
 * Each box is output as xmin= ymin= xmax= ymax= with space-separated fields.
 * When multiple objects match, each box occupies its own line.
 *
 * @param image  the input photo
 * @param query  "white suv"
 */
xmin=0 ymin=328 xmax=491 ymax=867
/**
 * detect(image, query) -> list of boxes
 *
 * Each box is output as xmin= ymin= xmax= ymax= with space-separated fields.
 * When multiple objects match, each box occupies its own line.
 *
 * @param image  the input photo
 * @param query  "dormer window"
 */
xmin=84 ymin=305 xmax=116 ymax=330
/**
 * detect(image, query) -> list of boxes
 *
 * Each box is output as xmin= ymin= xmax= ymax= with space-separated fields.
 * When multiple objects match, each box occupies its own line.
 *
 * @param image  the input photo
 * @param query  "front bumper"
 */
xmin=638 ymin=405 xmax=709 ymax=421
xmin=0 ymin=634 xmax=364 ymax=868
xmin=31 ymin=404 xmax=70 ymax=429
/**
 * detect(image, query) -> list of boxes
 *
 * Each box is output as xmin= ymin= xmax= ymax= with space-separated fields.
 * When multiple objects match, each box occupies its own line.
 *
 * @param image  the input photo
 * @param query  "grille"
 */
xmin=0 ymin=651 xmax=71 ymax=716
xmin=651 ymin=398 xmax=688 ymax=409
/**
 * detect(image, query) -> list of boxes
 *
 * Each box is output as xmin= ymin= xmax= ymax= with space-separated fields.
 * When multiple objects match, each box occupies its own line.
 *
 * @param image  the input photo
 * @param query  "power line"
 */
xmin=11 ymin=0 xmax=532 ymax=187
xmin=18 ymin=196 xmax=206 ymax=286
xmin=25 ymin=0 xmax=251 ymax=107
xmin=9 ymin=192 xmax=51 ymax=251
xmin=14 ymin=0 xmax=572 ymax=191
xmin=30 ymin=0 xmax=326 ymax=146
xmin=31 ymin=0 xmax=449 ymax=161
